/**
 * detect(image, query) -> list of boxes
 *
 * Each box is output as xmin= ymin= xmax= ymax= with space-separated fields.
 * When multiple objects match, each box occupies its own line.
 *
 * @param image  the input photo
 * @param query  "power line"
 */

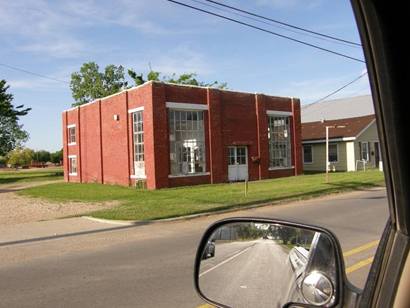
xmin=204 ymin=0 xmax=361 ymax=47
xmin=167 ymin=0 xmax=365 ymax=63
xmin=309 ymin=71 xmax=368 ymax=105
xmin=0 ymin=63 xmax=70 ymax=84
xmin=190 ymin=0 xmax=360 ymax=48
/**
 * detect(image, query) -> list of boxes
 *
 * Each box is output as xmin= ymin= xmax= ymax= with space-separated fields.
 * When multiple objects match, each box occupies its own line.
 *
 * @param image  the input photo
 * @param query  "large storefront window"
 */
xmin=268 ymin=116 xmax=291 ymax=168
xmin=169 ymin=110 xmax=206 ymax=175
xmin=132 ymin=110 xmax=145 ymax=178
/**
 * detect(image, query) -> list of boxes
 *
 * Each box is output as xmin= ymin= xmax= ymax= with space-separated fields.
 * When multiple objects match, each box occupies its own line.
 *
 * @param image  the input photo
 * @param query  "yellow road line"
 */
xmin=343 ymin=240 xmax=379 ymax=257
xmin=196 ymin=304 xmax=214 ymax=308
xmin=346 ymin=256 xmax=374 ymax=274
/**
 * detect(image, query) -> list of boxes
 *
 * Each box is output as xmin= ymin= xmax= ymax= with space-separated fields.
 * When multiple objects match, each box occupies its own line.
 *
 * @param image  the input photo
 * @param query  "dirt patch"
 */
xmin=0 ymin=182 xmax=119 ymax=225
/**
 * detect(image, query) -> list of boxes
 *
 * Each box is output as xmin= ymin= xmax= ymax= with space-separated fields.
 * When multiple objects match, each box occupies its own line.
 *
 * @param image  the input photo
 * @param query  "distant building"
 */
xmin=301 ymin=95 xmax=373 ymax=123
xmin=302 ymin=115 xmax=380 ymax=172
xmin=62 ymin=81 xmax=303 ymax=189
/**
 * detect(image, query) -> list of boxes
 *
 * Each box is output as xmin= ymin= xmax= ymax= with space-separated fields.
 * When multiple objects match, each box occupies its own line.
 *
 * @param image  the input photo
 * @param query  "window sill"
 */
xmin=130 ymin=175 xmax=146 ymax=179
xmin=268 ymin=166 xmax=295 ymax=171
xmin=68 ymin=143 xmax=77 ymax=146
xmin=168 ymin=172 xmax=210 ymax=178
xmin=68 ymin=173 xmax=77 ymax=176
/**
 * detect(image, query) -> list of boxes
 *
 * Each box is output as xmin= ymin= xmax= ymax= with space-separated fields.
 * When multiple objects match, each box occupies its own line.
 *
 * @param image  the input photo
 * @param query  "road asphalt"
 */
xmin=0 ymin=187 xmax=388 ymax=307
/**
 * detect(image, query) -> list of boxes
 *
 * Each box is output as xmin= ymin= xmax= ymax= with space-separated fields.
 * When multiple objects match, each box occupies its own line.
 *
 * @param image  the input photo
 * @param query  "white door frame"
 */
xmin=228 ymin=146 xmax=249 ymax=181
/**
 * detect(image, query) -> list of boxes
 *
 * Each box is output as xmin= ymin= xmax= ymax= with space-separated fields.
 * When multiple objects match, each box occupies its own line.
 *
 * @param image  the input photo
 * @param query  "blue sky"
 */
xmin=0 ymin=0 xmax=370 ymax=151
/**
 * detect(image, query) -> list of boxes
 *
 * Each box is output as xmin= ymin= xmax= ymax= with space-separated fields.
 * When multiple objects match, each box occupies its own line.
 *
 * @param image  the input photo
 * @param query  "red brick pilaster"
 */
xmin=207 ymin=88 xmax=224 ymax=183
xmin=255 ymin=94 xmax=269 ymax=179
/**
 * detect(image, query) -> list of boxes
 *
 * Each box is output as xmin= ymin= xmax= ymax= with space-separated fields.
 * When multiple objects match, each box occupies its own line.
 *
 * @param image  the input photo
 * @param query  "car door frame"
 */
xmin=351 ymin=1 xmax=410 ymax=307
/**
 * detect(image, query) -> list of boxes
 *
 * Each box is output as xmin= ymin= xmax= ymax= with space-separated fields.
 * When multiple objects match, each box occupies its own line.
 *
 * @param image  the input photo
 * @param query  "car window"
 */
xmin=0 ymin=1 xmax=389 ymax=307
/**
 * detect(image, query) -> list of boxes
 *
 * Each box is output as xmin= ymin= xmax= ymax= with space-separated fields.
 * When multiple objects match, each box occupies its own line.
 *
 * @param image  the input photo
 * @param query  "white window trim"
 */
xmin=67 ymin=124 xmax=77 ymax=146
xmin=128 ymin=106 xmax=144 ymax=114
xmin=303 ymin=145 xmax=314 ymax=164
xmin=130 ymin=174 xmax=147 ymax=179
xmin=266 ymin=110 xmax=292 ymax=116
xmin=361 ymin=141 xmax=370 ymax=161
xmin=168 ymin=172 xmax=210 ymax=178
xmin=68 ymin=155 xmax=78 ymax=176
xmin=166 ymin=102 xmax=208 ymax=110
xmin=328 ymin=143 xmax=339 ymax=163
xmin=268 ymin=166 xmax=295 ymax=171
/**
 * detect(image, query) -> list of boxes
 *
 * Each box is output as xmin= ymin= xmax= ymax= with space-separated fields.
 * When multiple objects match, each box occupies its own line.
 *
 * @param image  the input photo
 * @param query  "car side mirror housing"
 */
xmin=194 ymin=218 xmax=359 ymax=308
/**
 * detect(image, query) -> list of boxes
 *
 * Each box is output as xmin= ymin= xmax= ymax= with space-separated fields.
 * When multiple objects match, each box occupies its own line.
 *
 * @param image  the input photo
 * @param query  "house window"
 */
xmin=132 ymin=111 xmax=145 ymax=178
xmin=268 ymin=116 xmax=291 ymax=168
xmin=68 ymin=156 xmax=77 ymax=175
xmin=68 ymin=125 xmax=76 ymax=145
xmin=328 ymin=144 xmax=338 ymax=162
xmin=169 ymin=110 xmax=206 ymax=175
xmin=303 ymin=145 xmax=313 ymax=163
xmin=361 ymin=142 xmax=369 ymax=161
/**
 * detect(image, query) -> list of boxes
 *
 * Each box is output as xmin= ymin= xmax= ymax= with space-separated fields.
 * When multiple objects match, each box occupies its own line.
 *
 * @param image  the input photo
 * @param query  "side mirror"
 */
xmin=194 ymin=218 xmax=358 ymax=308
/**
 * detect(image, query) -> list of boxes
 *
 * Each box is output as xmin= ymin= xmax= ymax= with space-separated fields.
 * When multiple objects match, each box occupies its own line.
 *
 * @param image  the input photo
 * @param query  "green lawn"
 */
xmin=18 ymin=170 xmax=385 ymax=221
xmin=0 ymin=167 xmax=63 ymax=185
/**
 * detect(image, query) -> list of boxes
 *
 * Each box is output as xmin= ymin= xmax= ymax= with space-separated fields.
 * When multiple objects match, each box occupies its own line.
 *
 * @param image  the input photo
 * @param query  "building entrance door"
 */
xmin=228 ymin=146 xmax=248 ymax=181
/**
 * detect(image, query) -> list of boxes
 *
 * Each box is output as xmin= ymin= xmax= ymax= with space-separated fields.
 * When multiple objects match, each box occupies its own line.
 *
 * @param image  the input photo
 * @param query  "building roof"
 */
xmin=301 ymin=95 xmax=374 ymax=123
xmin=302 ymin=114 xmax=376 ymax=142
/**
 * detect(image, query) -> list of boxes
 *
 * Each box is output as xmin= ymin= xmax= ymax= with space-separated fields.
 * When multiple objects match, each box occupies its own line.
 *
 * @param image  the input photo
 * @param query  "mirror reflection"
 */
xmin=198 ymin=222 xmax=337 ymax=308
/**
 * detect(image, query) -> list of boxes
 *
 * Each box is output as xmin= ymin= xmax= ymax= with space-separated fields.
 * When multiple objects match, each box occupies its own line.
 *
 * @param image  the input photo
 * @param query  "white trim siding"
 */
xmin=166 ymin=102 xmax=208 ymax=110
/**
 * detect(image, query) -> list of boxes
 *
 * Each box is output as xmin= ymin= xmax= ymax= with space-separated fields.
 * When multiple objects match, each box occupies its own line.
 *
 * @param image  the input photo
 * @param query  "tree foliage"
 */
xmin=7 ymin=147 xmax=34 ymax=168
xmin=33 ymin=150 xmax=51 ymax=163
xmin=71 ymin=62 xmax=227 ymax=106
xmin=128 ymin=69 xmax=227 ymax=89
xmin=50 ymin=149 xmax=63 ymax=164
xmin=0 ymin=80 xmax=30 ymax=156
xmin=70 ymin=62 xmax=127 ymax=106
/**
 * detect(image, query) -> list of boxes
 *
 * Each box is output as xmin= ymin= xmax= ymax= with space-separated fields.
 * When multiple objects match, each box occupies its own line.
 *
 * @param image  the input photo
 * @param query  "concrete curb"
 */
xmin=81 ymin=186 xmax=386 ymax=225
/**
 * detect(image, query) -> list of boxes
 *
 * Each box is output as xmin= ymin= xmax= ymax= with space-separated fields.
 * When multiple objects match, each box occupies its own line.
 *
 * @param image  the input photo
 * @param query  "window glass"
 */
xmin=268 ymin=116 xmax=291 ymax=168
xmin=303 ymin=145 xmax=313 ymax=163
xmin=361 ymin=142 xmax=369 ymax=161
xmin=328 ymin=144 xmax=338 ymax=162
xmin=133 ymin=111 xmax=145 ymax=177
xmin=68 ymin=127 xmax=76 ymax=144
xmin=169 ymin=110 xmax=206 ymax=175
xmin=69 ymin=156 xmax=77 ymax=174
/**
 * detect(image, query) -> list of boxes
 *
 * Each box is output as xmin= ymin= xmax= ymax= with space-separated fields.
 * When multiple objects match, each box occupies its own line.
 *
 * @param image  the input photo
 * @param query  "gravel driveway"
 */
xmin=0 ymin=181 xmax=118 ymax=225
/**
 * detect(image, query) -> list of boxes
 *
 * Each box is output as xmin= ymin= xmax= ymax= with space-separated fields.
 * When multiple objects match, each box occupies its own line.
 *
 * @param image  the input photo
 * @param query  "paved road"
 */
xmin=200 ymin=240 xmax=293 ymax=308
xmin=0 ymin=188 xmax=388 ymax=307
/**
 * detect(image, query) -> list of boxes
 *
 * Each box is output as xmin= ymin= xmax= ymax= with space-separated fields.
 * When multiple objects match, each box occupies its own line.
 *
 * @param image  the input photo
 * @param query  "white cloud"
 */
xmin=0 ymin=0 xmax=179 ymax=59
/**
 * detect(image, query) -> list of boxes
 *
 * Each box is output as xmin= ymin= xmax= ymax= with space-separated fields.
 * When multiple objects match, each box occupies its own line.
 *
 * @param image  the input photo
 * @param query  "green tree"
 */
xmin=70 ymin=62 xmax=128 ymax=106
xmin=7 ymin=147 xmax=34 ymax=168
xmin=34 ymin=150 xmax=51 ymax=163
xmin=50 ymin=149 xmax=63 ymax=164
xmin=0 ymin=80 xmax=30 ymax=156
xmin=128 ymin=69 xmax=227 ymax=89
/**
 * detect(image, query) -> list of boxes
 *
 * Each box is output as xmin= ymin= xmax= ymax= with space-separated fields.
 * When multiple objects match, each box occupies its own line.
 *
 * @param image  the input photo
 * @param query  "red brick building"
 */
xmin=62 ymin=81 xmax=303 ymax=189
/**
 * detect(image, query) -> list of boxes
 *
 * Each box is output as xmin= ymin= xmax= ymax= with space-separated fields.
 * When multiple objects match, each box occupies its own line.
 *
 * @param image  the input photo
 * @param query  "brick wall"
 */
xmin=62 ymin=82 xmax=302 ymax=189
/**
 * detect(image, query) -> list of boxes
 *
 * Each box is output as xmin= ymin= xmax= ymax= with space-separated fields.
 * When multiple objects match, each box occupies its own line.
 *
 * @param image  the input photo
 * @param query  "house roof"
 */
xmin=302 ymin=114 xmax=376 ymax=142
xmin=301 ymin=95 xmax=374 ymax=123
